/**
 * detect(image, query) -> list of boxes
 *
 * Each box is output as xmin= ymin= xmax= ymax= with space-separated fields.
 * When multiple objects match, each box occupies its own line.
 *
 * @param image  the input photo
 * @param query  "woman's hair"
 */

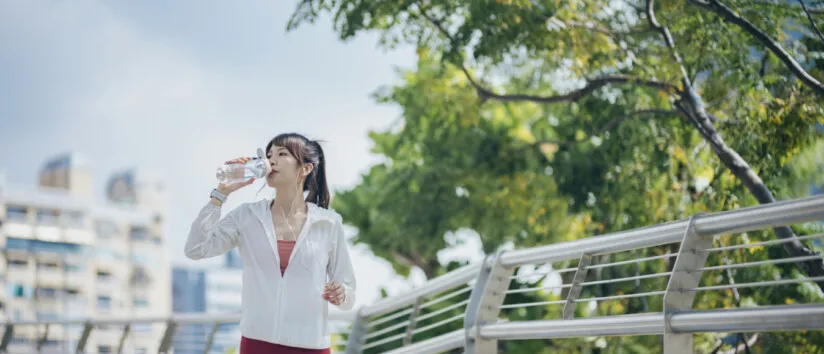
xmin=266 ymin=133 xmax=330 ymax=209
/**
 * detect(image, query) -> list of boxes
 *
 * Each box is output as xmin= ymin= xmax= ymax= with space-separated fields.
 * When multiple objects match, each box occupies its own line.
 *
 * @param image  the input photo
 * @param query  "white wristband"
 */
xmin=210 ymin=189 xmax=227 ymax=203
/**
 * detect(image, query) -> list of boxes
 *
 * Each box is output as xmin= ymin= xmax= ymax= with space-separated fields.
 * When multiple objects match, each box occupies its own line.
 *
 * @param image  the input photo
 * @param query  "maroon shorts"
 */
xmin=240 ymin=336 xmax=331 ymax=354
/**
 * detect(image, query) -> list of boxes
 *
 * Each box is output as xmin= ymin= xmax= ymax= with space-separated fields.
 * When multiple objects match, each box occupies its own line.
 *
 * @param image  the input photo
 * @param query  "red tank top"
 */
xmin=277 ymin=240 xmax=296 ymax=275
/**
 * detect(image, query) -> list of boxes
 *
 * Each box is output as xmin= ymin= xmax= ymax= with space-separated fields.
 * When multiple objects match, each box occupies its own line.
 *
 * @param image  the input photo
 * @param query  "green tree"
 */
xmin=332 ymin=58 xmax=575 ymax=279
xmin=287 ymin=0 xmax=824 ymax=352
xmin=290 ymin=0 xmax=824 ymax=288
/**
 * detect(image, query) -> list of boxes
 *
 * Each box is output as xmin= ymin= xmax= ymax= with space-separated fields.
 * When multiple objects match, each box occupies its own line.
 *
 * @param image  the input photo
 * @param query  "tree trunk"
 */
xmin=676 ymin=92 xmax=824 ymax=291
xmin=646 ymin=0 xmax=824 ymax=291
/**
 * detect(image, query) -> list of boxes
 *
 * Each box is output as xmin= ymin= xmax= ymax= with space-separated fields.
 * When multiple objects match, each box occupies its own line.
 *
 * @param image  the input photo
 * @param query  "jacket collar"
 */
xmin=253 ymin=199 xmax=337 ymax=225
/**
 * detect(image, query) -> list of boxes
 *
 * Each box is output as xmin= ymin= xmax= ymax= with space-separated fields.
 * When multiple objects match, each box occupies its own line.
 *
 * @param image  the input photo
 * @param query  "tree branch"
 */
xmin=473 ymin=74 xmax=675 ymax=104
xmin=647 ymin=0 xmax=824 ymax=291
xmin=418 ymin=8 xmax=676 ymax=105
xmin=564 ymin=19 xmax=653 ymax=37
xmin=798 ymin=0 xmax=824 ymax=43
xmin=534 ymin=109 xmax=678 ymax=146
xmin=688 ymin=0 xmax=824 ymax=96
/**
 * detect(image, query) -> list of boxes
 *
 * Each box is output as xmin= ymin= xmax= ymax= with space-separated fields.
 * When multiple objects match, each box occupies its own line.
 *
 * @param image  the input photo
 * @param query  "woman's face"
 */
xmin=265 ymin=145 xmax=303 ymax=189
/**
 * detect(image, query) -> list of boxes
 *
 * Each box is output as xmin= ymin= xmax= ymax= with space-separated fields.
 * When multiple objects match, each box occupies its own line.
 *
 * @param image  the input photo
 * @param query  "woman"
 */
xmin=185 ymin=133 xmax=356 ymax=354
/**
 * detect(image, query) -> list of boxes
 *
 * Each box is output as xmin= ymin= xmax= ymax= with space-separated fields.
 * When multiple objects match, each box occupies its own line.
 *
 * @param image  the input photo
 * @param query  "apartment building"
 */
xmin=0 ymin=153 xmax=171 ymax=353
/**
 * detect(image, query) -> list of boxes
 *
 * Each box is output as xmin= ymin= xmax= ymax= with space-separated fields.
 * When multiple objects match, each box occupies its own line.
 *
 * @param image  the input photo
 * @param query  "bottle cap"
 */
xmin=255 ymin=148 xmax=271 ymax=178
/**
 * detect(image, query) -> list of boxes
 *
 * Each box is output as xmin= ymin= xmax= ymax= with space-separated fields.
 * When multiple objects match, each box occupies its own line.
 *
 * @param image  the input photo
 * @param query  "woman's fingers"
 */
xmin=224 ymin=157 xmax=252 ymax=165
xmin=322 ymin=282 xmax=344 ymax=304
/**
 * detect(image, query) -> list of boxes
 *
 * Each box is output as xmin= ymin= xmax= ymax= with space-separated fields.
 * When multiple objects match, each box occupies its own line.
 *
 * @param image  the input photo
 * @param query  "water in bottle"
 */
xmin=216 ymin=148 xmax=271 ymax=184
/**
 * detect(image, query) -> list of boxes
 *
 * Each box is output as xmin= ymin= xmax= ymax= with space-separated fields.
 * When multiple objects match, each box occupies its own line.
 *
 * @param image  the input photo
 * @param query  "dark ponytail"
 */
xmin=305 ymin=140 xmax=330 ymax=209
xmin=267 ymin=133 xmax=331 ymax=209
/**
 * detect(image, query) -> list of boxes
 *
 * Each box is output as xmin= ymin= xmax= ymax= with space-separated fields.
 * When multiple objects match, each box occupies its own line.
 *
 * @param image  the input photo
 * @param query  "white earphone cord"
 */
xmin=278 ymin=174 xmax=305 ymax=241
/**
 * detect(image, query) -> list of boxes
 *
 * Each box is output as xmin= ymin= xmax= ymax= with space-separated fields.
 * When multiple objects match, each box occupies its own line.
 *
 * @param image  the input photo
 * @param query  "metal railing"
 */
xmin=0 ymin=312 xmax=354 ymax=353
xmin=344 ymin=195 xmax=824 ymax=353
xmin=1 ymin=195 xmax=823 ymax=353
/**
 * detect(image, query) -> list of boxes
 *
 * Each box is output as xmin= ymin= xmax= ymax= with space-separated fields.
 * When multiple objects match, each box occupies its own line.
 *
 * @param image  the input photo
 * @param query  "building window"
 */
xmin=62 ymin=211 xmax=85 ymax=228
xmin=36 ymin=288 xmax=58 ymax=299
xmin=133 ymin=297 xmax=149 ymax=308
xmin=65 ymin=288 xmax=81 ymax=298
xmin=7 ymin=259 xmax=28 ymax=268
xmin=36 ymin=312 xmax=58 ymax=321
xmin=5 ymin=206 xmax=28 ymax=223
xmin=4 ymin=237 xmax=86 ymax=255
xmin=132 ymin=324 xmax=152 ymax=333
xmin=97 ymin=270 xmax=113 ymax=282
xmin=37 ymin=261 xmax=59 ymax=270
xmin=8 ymin=284 xmax=30 ymax=299
xmin=98 ymin=345 xmax=112 ymax=354
xmin=135 ymin=348 xmax=148 ymax=354
xmin=64 ymin=262 xmax=83 ymax=272
xmin=97 ymin=296 xmax=112 ymax=309
xmin=4 ymin=237 xmax=31 ymax=251
xmin=36 ymin=209 xmax=59 ymax=226
xmin=130 ymin=226 xmax=149 ymax=241
xmin=10 ymin=337 xmax=29 ymax=345
xmin=30 ymin=239 xmax=85 ymax=254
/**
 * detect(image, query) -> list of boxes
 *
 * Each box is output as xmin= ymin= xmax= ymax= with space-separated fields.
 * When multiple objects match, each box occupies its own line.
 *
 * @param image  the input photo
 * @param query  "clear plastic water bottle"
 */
xmin=216 ymin=148 xmax=271 ymax=184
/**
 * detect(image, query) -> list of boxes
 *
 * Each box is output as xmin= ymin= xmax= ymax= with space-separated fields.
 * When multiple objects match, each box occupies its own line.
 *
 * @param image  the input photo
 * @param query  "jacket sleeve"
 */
xmin=184 ymin=202 xmax=242 ymax=260
xmin=327 ymin=216 xmax=357 ymax=311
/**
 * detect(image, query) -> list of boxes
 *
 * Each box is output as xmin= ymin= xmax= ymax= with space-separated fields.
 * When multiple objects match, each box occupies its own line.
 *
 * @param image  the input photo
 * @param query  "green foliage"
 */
xmin=334 ymin=57 xmax=572 ymax=278
xmin=288 ymin=0 xmax=824 ymax=352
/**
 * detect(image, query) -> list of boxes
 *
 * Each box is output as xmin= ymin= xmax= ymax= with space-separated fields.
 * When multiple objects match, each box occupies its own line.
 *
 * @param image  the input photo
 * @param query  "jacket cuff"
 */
xmin=337 ymin=284 xmax=356 ymax=311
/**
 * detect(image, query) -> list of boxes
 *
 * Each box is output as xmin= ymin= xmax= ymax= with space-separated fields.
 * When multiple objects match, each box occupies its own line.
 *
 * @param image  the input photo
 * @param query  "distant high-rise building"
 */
xmin=172 ymin=252 xmax=242 ymax=353
xmin=0 ymin=153 xmax=171 ymax=353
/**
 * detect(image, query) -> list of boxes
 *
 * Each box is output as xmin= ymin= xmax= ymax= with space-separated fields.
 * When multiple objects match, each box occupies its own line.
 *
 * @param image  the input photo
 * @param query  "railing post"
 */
xmin=157 ymin=319 xmax=177 ymax=354
xmin=663 ymin=214 xmax=711 ymax=354
xmin=116 ymin=323 xmax=130 ymax=354
xmin=75 ymin=322 xmax=93 ymax=354
xmin=202 ymin=322 xmax=220 ymax=354
xmin=345 ymin=311 xmax=368 ymax=354
xmin=562 ymin=254 xmax=593 ymax=319
xmin=0 ymin=324 xmax=14 ymax=353
xmin=464 ymin=252 xmax=514 ymax=354
xmin=402 ymin=298 xmax=423 ymax=346
xmin=36 ymin=324 xmax=50 ymax=351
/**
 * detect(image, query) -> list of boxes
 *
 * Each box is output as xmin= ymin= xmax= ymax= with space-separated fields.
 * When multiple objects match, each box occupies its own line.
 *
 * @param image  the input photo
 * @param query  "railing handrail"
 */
xmin=0 ymin=311 xmax=355 ymax=326
xmin=501 ymin=194 xmax=824 ymax=266
xmin=476 ymin=304 xmax=824 ymax=340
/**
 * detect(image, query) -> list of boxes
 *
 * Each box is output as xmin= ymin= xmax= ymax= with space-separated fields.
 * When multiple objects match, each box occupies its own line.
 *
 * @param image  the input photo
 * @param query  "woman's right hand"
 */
xmin=216 ymin=157 xmax=257 ymax=195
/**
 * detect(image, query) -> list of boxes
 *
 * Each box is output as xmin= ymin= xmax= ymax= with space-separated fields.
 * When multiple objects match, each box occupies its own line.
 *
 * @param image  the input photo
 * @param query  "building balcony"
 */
xmin=64 ymin=228 xmax=94 ymax=244
xmin=33 ymin=225 xmax=61 ymax=242
xmin=2 ymin=222 xmax=34 ymax=239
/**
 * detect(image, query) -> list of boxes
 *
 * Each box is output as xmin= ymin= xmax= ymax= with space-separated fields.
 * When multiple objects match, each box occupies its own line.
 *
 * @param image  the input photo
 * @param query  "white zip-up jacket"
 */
xmin=184 ymin=199 xmax=356 ymax=349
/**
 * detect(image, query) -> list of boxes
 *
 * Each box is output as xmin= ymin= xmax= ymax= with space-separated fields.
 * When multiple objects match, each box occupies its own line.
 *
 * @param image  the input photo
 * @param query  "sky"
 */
xmin=0 ymin=0 xmax=485 ymax=309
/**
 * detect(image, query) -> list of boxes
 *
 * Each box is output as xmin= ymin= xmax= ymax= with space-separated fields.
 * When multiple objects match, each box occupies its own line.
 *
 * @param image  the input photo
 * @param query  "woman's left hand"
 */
xmin=323 ymin=281 xmax=345 ymax=305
